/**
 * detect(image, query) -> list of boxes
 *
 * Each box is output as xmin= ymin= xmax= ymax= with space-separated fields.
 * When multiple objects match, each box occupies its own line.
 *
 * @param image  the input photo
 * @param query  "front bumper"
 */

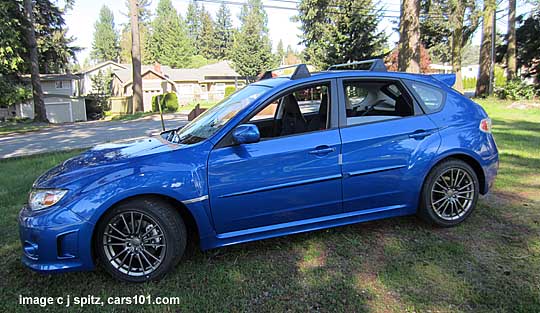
xmin=18 ymin=206 xmax=96 ymax=273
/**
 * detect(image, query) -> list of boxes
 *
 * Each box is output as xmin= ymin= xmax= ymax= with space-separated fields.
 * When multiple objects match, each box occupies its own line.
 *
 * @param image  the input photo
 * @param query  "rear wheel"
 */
xmin=418 ymin=159 xmax=479 ymax=227
xmin=95 ymin=198 xmax=186 ymax=282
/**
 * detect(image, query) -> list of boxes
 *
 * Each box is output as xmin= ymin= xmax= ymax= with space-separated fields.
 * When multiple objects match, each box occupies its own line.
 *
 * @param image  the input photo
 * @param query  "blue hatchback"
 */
xmin=19 ymin=60 xmax=498 ymax=282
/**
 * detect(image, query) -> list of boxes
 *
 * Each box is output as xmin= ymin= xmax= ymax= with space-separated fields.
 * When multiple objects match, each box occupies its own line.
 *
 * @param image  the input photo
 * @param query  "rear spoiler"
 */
xmin=430 ymin=74 xmax=456 ymax=87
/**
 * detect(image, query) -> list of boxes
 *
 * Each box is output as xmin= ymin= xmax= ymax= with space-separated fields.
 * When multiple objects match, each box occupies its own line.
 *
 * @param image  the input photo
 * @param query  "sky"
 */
xmin=63 ymin=0 xmax=534 ymax=65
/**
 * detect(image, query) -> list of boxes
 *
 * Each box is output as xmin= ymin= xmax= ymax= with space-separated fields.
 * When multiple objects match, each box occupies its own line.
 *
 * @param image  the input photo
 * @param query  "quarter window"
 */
xmin=410 ymin=82 xmax=444 ymax=113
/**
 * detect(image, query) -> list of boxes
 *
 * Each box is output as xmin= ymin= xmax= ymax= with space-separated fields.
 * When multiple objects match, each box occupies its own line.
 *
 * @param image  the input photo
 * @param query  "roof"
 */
xmin=121 ymin=68 xmax=177 ymax=88
xmin=76 ymin=61 xmax=126 ymax=75
xmin=21 ymin=73 xmax=80 ymax=81
xmin=112 ymin=60 xmax=240 ymax=84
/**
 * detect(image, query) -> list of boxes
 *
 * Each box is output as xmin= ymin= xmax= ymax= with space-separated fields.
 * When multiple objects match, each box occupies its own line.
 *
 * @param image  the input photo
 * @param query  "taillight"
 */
xmin=479 ymin=118 xmax=492 ymax=133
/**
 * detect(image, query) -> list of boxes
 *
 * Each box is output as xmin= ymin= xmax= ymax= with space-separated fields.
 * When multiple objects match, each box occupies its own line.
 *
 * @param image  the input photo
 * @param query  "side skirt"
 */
xmin=199 ymin=204 xmax=414 ymax=250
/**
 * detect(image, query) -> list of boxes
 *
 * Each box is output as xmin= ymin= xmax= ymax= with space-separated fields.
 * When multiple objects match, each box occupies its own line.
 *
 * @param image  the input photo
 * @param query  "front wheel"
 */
xmin=95 ymin=198 xmax=186 ymax=282
xmin=418 ymin=159 xmax=479 ymax=227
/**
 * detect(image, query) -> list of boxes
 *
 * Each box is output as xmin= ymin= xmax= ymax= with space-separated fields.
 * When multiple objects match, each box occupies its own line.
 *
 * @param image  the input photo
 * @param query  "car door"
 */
xmin=207 ymin=80 xmax=343 ymax=234
xmin=338 ymin=78 xmax=441 ymax=213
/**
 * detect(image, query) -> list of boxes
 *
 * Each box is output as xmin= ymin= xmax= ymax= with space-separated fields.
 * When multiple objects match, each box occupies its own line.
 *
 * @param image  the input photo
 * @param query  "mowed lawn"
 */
xmin=0 ymin=98 xmax=539 ymax=312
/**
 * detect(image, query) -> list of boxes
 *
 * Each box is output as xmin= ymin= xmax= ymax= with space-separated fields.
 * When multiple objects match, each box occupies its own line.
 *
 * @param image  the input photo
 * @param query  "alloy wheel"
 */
xmin=102 ymin=211 xmax=166 ymax=277
xmin=430 ymin=168 xmax=475 ymax=221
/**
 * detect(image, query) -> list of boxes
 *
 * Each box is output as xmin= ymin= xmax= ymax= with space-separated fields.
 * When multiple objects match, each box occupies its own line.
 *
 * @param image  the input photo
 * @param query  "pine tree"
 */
xmin=186 ymin=1 xmax=201 ymax=53
xmin=146 ymin=0 xmax=193 ymax=67
xmin=91 ymin=5 xmax=120 ymax=62
xmin=230 ymin=0 xmax=277 ymax=78
xmin=398 ymin=0 xmax=420 ymax=73
xmin=119 ymin=0 xmax=152 ymax=64
xmin=476 ymin=0 xmax=496 ymax=97
xmin=506 ymin=0 xmax=517 ymax=80
xmin=276 ymin=39 xmax=285 ymax=65
xmin=296 ymin=0 xmax=386 ymax=70
xmin=198 ymin=6 xmax=217 ymax=59
xmin=214 ymin=3 xmax=234 ymax=59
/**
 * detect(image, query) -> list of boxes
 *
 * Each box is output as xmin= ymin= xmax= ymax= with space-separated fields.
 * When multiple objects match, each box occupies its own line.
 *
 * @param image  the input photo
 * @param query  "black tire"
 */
xmin=95 ymin=198 xmax=186 ymax=282
xmin=418 ymin=159 xmax=479 ymax=227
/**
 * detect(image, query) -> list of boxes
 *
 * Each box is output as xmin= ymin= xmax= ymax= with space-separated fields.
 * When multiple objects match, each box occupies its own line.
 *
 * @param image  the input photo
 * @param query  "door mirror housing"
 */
xmin=232 ymin=124 xmax=260 ymax=144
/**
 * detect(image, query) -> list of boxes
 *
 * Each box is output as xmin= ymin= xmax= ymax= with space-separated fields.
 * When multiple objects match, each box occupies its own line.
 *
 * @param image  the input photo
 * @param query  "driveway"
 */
xmin=0 ymin=114 xmax=188 ymax=159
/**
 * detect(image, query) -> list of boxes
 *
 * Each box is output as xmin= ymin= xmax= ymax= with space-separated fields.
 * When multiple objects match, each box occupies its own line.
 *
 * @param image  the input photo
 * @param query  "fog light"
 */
xmin=23 ymin=241 xmax=39 ymax=260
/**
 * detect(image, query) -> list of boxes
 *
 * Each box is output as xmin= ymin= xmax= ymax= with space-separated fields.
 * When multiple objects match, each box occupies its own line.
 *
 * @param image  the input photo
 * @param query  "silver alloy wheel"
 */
xmin=430 ymin=167 xmax=475 ymax=221
xmin=102 ymin=211 xmax=166 ymax=277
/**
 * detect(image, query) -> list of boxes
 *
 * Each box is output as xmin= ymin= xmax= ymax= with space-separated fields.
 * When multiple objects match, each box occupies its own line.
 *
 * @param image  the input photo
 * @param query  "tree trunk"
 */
xmin=476 ymin=0 xmax=496 ymax=97
xmin=451 ymin=1 xmax=465 ymax=92
xmin=398 ymin=0 xmax=420 ymax=73
xmin=23 ymin=0 xmax=47 ymax=123
xmin=506 ymin=0 xmax=517 ymax=80
xmin=129 ymin=0 xmax=143 ymax=113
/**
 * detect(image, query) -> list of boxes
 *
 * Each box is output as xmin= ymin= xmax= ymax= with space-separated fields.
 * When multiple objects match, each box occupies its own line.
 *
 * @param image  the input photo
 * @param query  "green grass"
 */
xmin=1 ymin=98 xmax=539 ymax=312
xmin=0 ymin=120 xmax=50 ymax=136
xmin=179 ymin=100 xmax=219 ymax=112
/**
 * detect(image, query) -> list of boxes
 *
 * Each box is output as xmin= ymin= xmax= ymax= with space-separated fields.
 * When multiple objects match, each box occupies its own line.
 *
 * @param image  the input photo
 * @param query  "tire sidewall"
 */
xmin=95 ymin=199 xmax=186 ymax=282
xmin=421 ymin=160 xmax=480 ymax=227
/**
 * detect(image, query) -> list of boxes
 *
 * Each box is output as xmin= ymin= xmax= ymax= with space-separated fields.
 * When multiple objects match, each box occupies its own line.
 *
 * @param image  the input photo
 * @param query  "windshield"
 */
xmin=166 ymin=85 xmax=270 ymax=144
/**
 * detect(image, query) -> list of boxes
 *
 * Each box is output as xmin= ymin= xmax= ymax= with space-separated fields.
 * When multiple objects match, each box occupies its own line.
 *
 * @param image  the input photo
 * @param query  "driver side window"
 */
xmin=344 ymin=81 xmax=414 ymax=126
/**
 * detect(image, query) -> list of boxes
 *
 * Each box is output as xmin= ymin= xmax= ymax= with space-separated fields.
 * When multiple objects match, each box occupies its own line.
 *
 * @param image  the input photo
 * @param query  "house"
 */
xmin=111 ymin=61 xmax=244 ymax=111
xmin=13 ymin=74 xmax=87 ymax=123
xmin=429 ymin=63 xmax=480 ymax=79
xmin=76 ymin=60 xmax=126 ymax=95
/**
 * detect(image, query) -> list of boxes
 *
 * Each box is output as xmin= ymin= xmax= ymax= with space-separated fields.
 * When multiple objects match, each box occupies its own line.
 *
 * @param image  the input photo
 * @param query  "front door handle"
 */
xmin=409 ymin=130 xmax=433 ymax=140
xmin=308 ymin=146 xmax=335 ymax=156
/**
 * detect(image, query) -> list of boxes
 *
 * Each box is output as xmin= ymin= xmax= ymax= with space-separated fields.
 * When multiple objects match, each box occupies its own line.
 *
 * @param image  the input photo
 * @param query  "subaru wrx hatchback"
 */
xmin=19 ymin=60 xmax=498 ymax=282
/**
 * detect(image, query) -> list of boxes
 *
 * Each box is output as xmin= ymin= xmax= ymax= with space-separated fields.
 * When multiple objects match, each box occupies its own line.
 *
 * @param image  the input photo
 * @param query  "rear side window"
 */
xmin=409 ymin=82 xmax=445 ymax=113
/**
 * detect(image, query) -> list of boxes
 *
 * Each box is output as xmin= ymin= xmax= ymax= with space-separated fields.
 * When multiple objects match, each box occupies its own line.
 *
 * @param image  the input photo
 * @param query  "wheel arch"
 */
xmin=427 ymin=152 xmax=486 ymax=194
xmin=90 ymin=193 xmax=201 ymax=261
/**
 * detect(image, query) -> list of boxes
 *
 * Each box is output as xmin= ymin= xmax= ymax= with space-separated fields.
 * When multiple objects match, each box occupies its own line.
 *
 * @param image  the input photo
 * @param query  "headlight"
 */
xmin=28 ymin=189 xmax=68 ymax=211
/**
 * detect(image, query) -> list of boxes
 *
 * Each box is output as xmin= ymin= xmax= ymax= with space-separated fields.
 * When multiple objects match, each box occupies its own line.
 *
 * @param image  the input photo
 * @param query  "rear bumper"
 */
xmin=482 ymin=155 xmax=499 ymax=194
xmin=19 ymin=206 xmax=95 ymax=273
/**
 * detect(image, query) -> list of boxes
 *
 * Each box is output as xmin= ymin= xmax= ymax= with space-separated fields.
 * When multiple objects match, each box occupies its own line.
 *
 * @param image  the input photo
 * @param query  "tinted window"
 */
xmin=410 ymin=82 xmax=444 ymax=112
xmin=343 ymin=81 xmax=414 ymax=126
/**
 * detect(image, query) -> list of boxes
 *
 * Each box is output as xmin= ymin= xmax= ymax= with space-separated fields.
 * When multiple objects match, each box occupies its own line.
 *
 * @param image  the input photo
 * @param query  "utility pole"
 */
xmin=488 ymin=9 xmax=496 ymax=95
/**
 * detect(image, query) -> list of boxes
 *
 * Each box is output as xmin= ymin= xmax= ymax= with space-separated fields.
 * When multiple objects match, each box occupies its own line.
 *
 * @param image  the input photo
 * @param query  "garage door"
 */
xmin=46 ymin=102 xmax=71 ymax=123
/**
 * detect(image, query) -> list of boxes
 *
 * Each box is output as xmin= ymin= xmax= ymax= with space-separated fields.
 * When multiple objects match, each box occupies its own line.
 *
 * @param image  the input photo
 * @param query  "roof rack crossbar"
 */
xmin=327 ymin=59 xmax=387 ymax=72
xmin=258 ymin=64 xmax=311 ymax=81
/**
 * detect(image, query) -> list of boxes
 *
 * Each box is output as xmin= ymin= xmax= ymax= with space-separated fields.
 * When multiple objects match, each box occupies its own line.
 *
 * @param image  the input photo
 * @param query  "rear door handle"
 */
xmin=409 ymin=130 xmax=433 ymax=140
xmin=308 ymin=146 xmax=335 ymax=155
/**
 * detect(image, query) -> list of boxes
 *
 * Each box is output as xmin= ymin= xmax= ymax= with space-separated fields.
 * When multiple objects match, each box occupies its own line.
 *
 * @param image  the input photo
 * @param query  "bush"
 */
xmin=152 ymin=93 xmax=179 ymax=112
xmin=224 ymin=86 xmax=236 ymax=98
xmin=496 ymin=79 xmax=539 ymax=100
xmin=462 ymin=77 xmax=477 ymax=90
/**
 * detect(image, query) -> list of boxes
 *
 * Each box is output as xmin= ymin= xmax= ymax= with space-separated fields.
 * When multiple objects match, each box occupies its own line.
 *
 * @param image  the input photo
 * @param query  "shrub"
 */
xmin=496 ymin=79 xmax=539 ymax=100
xmin=224 ymin=86 xmax=236 ymax=98
xmin=152 ymin=93 xmax=179 ymax=112
xmin=462 ymin=77 xmax=477 ymax=90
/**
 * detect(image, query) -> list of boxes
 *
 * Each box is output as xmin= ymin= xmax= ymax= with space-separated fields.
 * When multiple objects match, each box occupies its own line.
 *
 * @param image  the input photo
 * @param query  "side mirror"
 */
xmin=232 ymin=124 xmax=260 ymax=144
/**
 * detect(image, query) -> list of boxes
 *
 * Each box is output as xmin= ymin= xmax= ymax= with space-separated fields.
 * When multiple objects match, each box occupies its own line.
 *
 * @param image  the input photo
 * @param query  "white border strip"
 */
xmin=182 ymin=195 xmax=208 ymax=205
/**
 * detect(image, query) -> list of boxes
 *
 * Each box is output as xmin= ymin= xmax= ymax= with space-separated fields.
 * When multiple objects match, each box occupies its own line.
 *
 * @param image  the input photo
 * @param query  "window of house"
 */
xmin=246 ymin=83 xmax=331 ymax=139
xmin=55 ymin=81 xmax=64 ymax=89
xmin=343 ymin=81 xmax=414 ymax=126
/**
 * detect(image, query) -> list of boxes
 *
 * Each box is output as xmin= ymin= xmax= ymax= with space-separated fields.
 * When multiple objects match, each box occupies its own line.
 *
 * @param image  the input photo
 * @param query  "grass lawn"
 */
xmin=0 ymin=98 xmax=539 ymax=312
xmin=0 ymin=120 xmax=50 ymax=136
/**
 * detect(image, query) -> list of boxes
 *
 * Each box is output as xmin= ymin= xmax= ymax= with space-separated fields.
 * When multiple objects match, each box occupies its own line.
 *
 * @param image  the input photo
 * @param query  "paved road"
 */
xmin=0 ymin=114 xmax=188 ymax=159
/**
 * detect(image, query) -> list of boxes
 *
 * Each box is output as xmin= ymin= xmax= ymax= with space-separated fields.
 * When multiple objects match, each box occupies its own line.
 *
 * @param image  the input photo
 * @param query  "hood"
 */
xmin=34 ymin=137 xmax=174 ymax=188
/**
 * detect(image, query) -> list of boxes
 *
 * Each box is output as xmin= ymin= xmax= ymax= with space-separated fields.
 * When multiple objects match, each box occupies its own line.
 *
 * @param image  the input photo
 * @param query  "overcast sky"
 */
xmin=64 ymin=0 xmax=532 ymax=65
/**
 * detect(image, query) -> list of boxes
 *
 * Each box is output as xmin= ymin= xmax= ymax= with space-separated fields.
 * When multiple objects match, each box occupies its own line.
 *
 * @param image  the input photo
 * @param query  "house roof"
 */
xmin=112 ymin=61 xmax=240 ymax=84
xmin=120 ymin=68 xmax=177 ymax=88
xmin=76 ymin=61 xmax=126 ymax=75
xmin=21 ymin=73 xmax=80 ymax=81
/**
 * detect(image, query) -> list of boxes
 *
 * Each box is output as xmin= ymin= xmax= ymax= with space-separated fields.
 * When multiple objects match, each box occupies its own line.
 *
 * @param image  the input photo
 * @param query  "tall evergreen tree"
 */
xmin=129 ymin=0 xmax=143 ymax=112
xmin=119 ymin=0 xmax=152 ymax=64
xmin=214 ymin=3 xmax=234 ymax=59
xmin=146 ymin=0 xmax=193 ymax=67
xmin=230 ymin=0 xmax=276 ymax=77
xmin=186 ymin=1 xmax=201 ymax=53
xmin=476 ymin=0 xmax=496 ymax=97
xmin=398 ymin=0 xmax=421 ymax=73
xmin=91 ymin=5 xmax=120 ymax=62
xmin=296 ymin=0 xmax=387 ymax=70
xmin=506 ymin=0 xmax=517 ymax=80
xmin=276 ymin=39 xmax=285 ymax=65
xmin=198 ymin=6 xmax=217 ymax=59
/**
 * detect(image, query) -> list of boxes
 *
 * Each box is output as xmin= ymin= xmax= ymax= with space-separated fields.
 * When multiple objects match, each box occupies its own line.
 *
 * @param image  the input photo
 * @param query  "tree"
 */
xmin=214 ymin=3 xmax=234 ymax=59
xmin=91 ymin=5 xmax=120 ymax=63
xmin=398 ymin=0 xmax=421 ymax=73
xmin=385 ymin=44 xmax=432 ymax=73
xmin=516 ymin=11 xmax=540 ymax=82
xmin=506 ymin=0 xmax=517 ymax=80
xmin=119 ymin=0 xmax=152 ymax=63
xmin=146 ymin=0 xmax=193 ymax=67
xmin=23 ymin=0 xmax=47 ymax=122
xmin=230 ymin=0 xmax=277 ymax=77
xmin=296 ymin=0 xmax=387 ymax=70
xmin=186 ymin=1 xmax=201 ymax=52
xmin=276 ymin=39 xmax=285 ymax=65
xmin=129 ymin=0 xmax=143 ymax=112
xmin=285 ymin=45 xmax=302 ymax=65
xmin=198 ymin=6 xmax=217 ymax=59
xmin=475 ymin=0 xmax=496 ymax=97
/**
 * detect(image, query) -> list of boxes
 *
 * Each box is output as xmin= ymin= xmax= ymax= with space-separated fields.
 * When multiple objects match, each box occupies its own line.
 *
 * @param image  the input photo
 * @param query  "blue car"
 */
xmin=19 ymin=60 xmax=498 ymax=282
